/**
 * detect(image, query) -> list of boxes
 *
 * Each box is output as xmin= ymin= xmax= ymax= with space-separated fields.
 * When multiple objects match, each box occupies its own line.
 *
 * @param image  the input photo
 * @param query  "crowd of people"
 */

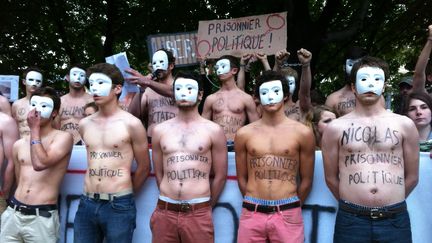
xmin=0 ymin=22 xmax=430 ymax=243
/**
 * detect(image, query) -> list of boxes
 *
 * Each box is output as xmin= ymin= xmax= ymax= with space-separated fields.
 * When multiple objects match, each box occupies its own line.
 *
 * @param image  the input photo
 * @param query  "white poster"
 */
xmin=0 ymin=75 xmax=19 ymax=101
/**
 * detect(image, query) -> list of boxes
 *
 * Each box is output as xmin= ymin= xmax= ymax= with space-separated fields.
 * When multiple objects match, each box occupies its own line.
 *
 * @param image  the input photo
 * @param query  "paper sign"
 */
xmin=0 ymin=75 xmax=19 ymax=101
xmin=105 ymin=52 xmax=139 ymax=100
xmin=196 ymin=12 xmax=287 ymax=58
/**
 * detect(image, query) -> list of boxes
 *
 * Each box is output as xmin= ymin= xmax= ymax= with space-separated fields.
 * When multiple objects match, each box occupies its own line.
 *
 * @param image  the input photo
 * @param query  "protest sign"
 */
xmin=0 ymin=75 xmax=19 ymax=101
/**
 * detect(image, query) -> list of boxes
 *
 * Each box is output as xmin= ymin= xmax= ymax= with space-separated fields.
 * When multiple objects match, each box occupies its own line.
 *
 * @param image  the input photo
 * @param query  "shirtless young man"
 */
xmin=55 ymin=64 xmax=93 ymax=145
xmin=12 ymin=67 xmax=43 ymax=138
xmin=126 ymin=49 xmax=178 ymax=143
xmin=322 ymin=56 xmax=419 ymax=242
xmin=202 ymin=55 xmax=258 ymax=150
xmin=0 ymin=112 xmax=19 ymax=224
xmin=325 ymin=46 xmax=368 ymax=117
xmin=73 ymin=63 xmax=150 ymax=243
xmin=1 ymin=87 xmax=73 ymax=242
xmin=235 ymin=71 xmax=315 ymax=243
xmin=151 ymin=72 xmax=227 ymax=243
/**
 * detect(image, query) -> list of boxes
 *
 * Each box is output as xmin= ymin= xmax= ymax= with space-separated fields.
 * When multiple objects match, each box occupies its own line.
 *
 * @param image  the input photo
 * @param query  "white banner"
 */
xmin=59 ymin=147 xmax=431 ymax=243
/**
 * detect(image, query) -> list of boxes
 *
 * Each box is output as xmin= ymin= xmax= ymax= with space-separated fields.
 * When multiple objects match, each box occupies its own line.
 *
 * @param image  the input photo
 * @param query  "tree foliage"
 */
xmin=0 ymin=0 xmax=430 ymax=97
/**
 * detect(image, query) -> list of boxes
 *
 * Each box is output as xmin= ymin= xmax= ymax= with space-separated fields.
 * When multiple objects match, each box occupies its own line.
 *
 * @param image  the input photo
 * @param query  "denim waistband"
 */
xmin=244 ymin=195 xmax=300 ymax=206
xmin=339 ymin=199 xmax=407 ymax=211
xmin=9 ymin=196 xmax=58 ymax=210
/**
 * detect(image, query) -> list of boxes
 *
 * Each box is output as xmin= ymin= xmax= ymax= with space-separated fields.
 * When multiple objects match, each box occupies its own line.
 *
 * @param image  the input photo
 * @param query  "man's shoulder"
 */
xmin=12 ymin=97 xmax=27 ymax=106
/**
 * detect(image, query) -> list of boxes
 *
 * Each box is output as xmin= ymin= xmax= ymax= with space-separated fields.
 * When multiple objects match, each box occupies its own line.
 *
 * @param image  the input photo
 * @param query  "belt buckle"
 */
xmin=370 ymin=208 xmax=382 ymax=219
xmin=180 ymin=203 xmax=191 ymax=212
xmin=94 ymin=193 xmax=100 ymax=200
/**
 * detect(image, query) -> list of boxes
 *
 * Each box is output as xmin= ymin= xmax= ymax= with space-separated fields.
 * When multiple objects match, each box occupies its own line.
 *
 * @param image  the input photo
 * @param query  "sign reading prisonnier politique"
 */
xmin=196 ymin=12 xmax=287 ymax=58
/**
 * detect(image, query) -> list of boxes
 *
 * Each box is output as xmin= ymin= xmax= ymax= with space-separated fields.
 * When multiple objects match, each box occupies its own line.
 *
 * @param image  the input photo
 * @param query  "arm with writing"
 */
xmin=234 ymin=128 xmax=248 ymax=196
xmin=151 ymin=125 xmax=164 ymax=188
xmin=129 ymin=117 xmax=151 ymax=193
xmin=321 ymin=122 xmax=341 ymax=200
xmin=297 ymin=49 xmax=313 ymax=114
xmin=297 ymin=127 xmax=315 ymax=203
xmin=412 ymin=24 xmax=432 ymax=93
xmin=210 ymin=126 xmax=228 ymax=206
xmin=1 ymin=117 xmax=19 ymax=197
xmin=402 ymin=118 xmax=420 ymax=197
xmin=28 ymin=109 xmax=73 ymax=171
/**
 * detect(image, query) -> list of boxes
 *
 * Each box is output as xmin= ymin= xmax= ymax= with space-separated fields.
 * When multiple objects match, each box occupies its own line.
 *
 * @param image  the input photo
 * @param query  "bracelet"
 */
xmin=31 ymin=140 xmax=41 ymax=145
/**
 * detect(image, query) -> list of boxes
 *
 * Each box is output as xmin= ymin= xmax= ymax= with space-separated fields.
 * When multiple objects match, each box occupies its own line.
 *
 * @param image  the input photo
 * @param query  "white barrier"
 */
xmin=59 ymin=147 xmax=431 ymax=243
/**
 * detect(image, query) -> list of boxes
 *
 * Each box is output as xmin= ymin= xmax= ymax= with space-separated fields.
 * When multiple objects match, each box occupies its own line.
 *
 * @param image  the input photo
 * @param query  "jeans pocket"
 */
xmin=389 ymin=211 xmax=411 ymax=229
xmin=110 ymin=196 xmax=135 ymax=211
xmin=281 ymin=209 xmax=304 ymax=225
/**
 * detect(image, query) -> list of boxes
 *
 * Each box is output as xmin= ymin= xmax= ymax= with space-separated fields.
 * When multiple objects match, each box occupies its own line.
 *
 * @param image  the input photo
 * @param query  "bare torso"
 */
xmin=80 ymin=110 xmax=139 ymax=193
xmin=12 ymin=98 xmax=31 ymax=138
xmin=156 ymin=117 xmax=217 ymax=200
xmin=144 ymin=89 xmax=178 ymax=138
xmin=335 ymin=113 xmax=407 ymax=206
xmin=207 ymin=89 xmax=252 ymax=141
xmin=284 ymin=100 xmax=301 ymax=121
xmin=13 ymin=131 xmax=70 ymax=204
xmin=240 ymin=119 xmax=307 ymax=200
xmin=325 ymin=86 xmax=356 ymax=117
xmin=59 ymin=93 xmax=93 ymax=144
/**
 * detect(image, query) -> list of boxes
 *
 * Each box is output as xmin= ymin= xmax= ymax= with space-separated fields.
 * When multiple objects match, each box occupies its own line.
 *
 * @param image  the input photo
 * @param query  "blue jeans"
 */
xmin=334 ymin=200 xmax=412 ymax=243
xmin=74 ymin=194 xmax=136 ymax=243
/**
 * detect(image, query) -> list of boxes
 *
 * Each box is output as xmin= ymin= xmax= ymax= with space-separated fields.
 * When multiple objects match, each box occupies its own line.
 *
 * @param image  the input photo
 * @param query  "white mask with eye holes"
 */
xmin=30 ymin=96 xmax=54 ymax=119
xmin=88 ymin=73 xmax=113 ymax=97
xmin=345 ymin=58 xmax=360 ymax=75
xmin=215 ymin=59 xmax=231 ymax=75
xmin=174 ymin=78 xmax=199 ymax=103
xmin=25 ymin=71 xmax=43 ymax=87
xmin=259 ymin=80 xmax=284 ymax=106
xmin=355 ymin=66 xmax=385 ymax=96
xmin=286 ymin=76 xmax=296 ymax=95
xmin=69 ymin=67 xmax=86 ymax=85
xmin=152 ymin=50 xmax=169 ymax=71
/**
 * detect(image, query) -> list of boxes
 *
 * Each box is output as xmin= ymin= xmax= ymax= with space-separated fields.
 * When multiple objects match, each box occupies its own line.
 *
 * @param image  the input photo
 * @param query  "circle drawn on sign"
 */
xmin=196 ymin=39 xmax=211 ymax=57
xmin=266 ymin=14 xmax=285 ymax=30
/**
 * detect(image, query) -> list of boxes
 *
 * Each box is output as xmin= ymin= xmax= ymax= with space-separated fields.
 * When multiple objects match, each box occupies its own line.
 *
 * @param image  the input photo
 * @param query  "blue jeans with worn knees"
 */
xmin=334 ymin=201 xmax=412 ymax=243
xmin=74 ymin=194 xmax=136 ymax=243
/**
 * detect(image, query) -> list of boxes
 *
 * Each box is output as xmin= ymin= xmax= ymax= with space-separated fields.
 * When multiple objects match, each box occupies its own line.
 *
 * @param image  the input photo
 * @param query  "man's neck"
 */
xmin=220 ymin=77 xmax=237 ymax=91
xmin=261 ymin=105 xmax=287 ymax=125
xmin=418 ymin=124 xmax=432 ymax=142
xmin=177 ymin=106 xmax=200 ymax=122
xmin=68 ymin=87 xmax=86 ymax=97
xmin=158 ymin=74 xmax=174 ymax=85
xmin=354 ymin=100 xmax=386 ymax=116
xmin=39 ymin=122 xmax=54 ymax=137
xmin=98 ymin=99 xmax=121 ymax=117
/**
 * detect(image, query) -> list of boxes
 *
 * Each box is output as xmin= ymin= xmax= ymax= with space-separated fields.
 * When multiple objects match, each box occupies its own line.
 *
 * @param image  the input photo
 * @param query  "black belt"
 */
xmin=8 ymin=202 xmax=57 ymax=218
xmin=157 ymin=199 xmax=211 ymax=212
xmin=243 ymin=201 xmax=301 ymax=214
xmin=339 ymin=202 xmax=407 ymax=219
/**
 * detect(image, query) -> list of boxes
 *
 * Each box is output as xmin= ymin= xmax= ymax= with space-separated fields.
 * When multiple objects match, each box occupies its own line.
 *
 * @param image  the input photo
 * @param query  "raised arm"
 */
xmin=321 ymin=122 xmax=341 ymax=200
xmin=297 ymin=48 xmax=313 ymax=113
xmin=237 ymin=53 xmax=253 ymax=91
xmin=297 ymin=126 xmax=315 ymax=204
xmin=273 ymin=49 xmax=290 ymax=72
xmin=210 ymin=125 xmax=228 ymax=206
xmin=28 ymin=109 xmax=73 ymax=171
xmin=256 ymin=52 xmax=271 ymax=71
xmin=412 ymin=24 xmax=432 ymax=93
xmin=1 ymin=116 xmax=19 ymax=197
xmin=129 ymin=117 xmax=151 ymax=193
xmin=402 ymin=118 xmax=419 ymax=197
xmin=234 ymin=128 xmax=248 ymax=196
xmin=125 ymin=68 xmax=173 ymax=98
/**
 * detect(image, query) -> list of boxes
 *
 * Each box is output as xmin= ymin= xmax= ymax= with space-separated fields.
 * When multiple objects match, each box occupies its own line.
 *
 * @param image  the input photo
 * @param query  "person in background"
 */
xmin=310 ymin=105 xmax=337 ymax=149
xmin=83 ymin=102 xmax=98 ymax=117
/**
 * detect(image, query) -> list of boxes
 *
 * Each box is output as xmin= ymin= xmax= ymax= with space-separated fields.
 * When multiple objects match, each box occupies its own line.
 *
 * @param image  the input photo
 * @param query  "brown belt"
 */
xmin=157 ymin=199 xmax=210 ymax=212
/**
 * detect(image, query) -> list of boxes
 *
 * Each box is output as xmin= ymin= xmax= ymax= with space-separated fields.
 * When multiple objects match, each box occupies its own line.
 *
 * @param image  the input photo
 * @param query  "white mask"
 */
xmin=215 ymin=59 xmax=231 ymax=75
xmin=259 ymin=80 xmax=284 ymax=106
xmin=30 ymin=96 xmax=54 ymax=119
xmin=286 ymin=76 xmax=296 ymax=95
xmin=174 ymin=78 xmax=199 ymax=103
xmin=25 ymin=71 xmax=43 ymax=87
xmin=152 ymin=50 xmax=169 ymax=71
xmin=88 ymin=73 xmax=113 ymax=97
xmin=355 ymin=66 xmax=385 ymax=96
xmin=345 ymin=58 xmax=360 ymax=75
xmin=69 ymin=67 xmax=86 ymax=85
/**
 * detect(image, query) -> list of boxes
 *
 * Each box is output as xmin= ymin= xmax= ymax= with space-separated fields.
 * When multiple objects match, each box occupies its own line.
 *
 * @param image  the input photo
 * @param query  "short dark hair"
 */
xmin=403 ymin=91 xmax=432 ymax=125
xmin=174 ymin=71 xmax=203 ymax=91
xmin=69 ymin=63 xmax=87 ymax=72
xmin=217 ymin=55 xmax=239 ymax=69
xmin=87 ymin=63 xmax=123 ymax=86
xmin=31 ymin=87 xmax=61 ymax=114
xmin=344 ymin=46 xmax=368 ymax=61
xmin=254 ymin=70 xmax=289 ymax=99
xmin=155 ymin=48 xmax=176 ymax=65
xmin=22 ymin=67 xmax=43 ymax=80
xmin=84 ymin=101 xmax=98 ymax=112
xmin=349 ymin=56 xmax=390 ymax=85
